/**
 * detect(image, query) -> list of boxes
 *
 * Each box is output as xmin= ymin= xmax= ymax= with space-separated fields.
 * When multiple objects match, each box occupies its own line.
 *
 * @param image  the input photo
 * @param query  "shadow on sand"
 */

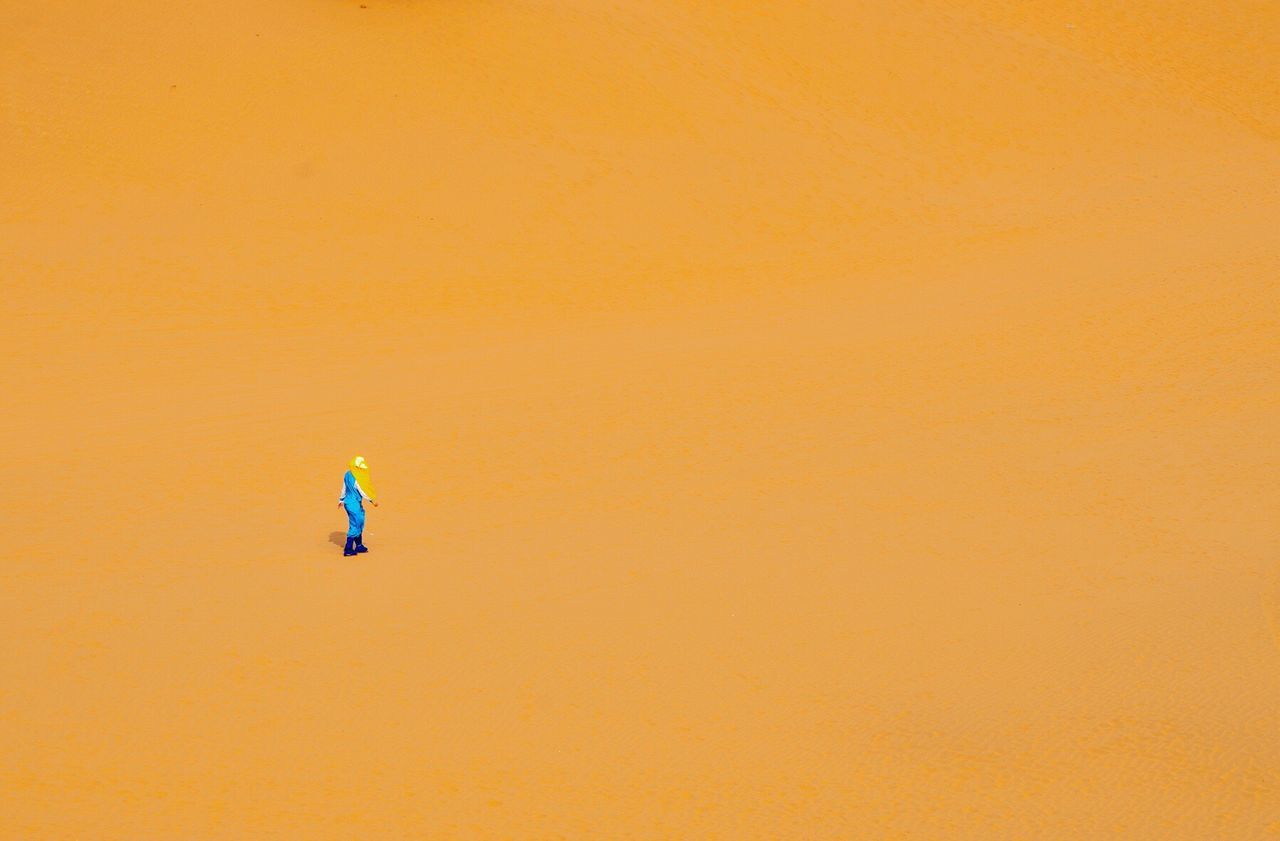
xmin=328 ymin=531 xmax=347 ymax=548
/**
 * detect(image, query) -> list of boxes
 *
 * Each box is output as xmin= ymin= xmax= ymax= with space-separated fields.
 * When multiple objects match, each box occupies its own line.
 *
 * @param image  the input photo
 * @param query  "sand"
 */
xmin=3 ymin=1 xmax=1278 ymax=837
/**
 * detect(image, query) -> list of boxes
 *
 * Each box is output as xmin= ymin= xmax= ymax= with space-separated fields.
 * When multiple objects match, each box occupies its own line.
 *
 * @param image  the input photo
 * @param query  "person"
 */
xmin=339 ymin=455 xmax=378 ymax=556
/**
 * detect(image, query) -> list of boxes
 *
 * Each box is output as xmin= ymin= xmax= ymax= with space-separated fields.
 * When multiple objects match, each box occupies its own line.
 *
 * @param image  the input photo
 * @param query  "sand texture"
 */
xmin=3 ymin=1 xmax=1279 ymax=837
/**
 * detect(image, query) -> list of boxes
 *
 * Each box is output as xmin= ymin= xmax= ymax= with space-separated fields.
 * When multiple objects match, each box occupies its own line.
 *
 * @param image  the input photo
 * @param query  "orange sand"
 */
xmin=3 ymin=1 xmax=1278 ymax=837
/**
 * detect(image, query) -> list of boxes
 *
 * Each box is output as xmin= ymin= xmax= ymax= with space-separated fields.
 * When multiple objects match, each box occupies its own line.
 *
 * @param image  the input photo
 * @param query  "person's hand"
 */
xmin=372 ymin=501 xmax=379 ymax=507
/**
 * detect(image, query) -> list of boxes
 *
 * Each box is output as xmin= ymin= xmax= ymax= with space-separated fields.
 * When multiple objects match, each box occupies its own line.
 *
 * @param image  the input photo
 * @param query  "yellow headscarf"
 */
xmin=349 ymin=455 xmax=376 ymax=501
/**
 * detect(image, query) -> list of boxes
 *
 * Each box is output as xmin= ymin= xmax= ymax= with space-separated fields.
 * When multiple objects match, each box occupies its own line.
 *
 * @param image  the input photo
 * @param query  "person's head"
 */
xmin=351 ymin=455 xmax=368 ymax=471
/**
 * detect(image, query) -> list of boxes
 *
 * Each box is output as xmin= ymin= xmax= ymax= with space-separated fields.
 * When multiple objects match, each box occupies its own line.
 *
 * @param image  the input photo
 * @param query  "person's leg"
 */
xmin=345 ymin=505 xmax=364 ymax=556
xmin=349 ymin=506 xmax=368 ymax=551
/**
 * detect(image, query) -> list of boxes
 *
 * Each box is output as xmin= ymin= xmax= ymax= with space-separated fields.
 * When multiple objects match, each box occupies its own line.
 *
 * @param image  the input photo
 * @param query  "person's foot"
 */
xmin=343 ymin=537 xmax=358 ymax=556
xmin=355 ymin=534 xmax=369 ymax=553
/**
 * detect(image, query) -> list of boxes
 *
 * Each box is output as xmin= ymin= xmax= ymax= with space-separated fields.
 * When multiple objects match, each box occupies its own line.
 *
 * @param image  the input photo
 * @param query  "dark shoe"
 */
xmin=355 ymin=533 xmax=369 ymax=553
xmin=343 ymin=537 xmax=357 ymax=556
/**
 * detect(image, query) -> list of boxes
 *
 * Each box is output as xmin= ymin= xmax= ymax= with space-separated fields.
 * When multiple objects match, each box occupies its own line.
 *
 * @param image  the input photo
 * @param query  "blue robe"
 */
xmin=340 ymin=470 xmax=370 ymax=537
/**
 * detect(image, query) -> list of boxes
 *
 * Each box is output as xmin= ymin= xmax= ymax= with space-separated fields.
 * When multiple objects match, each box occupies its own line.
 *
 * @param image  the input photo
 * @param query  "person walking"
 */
xmin=339 ymin=455 xmax=378 ymax=556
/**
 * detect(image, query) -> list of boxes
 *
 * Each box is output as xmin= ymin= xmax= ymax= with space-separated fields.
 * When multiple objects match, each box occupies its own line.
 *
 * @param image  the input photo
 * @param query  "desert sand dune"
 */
xmin=3 ymin=1 xmax=1278 ymax=837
